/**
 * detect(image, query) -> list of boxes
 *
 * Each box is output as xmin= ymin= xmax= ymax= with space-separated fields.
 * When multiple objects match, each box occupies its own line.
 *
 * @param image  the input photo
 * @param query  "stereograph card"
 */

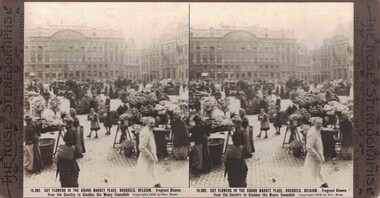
xmin=0 ymin=0 xmax=379 ymax=198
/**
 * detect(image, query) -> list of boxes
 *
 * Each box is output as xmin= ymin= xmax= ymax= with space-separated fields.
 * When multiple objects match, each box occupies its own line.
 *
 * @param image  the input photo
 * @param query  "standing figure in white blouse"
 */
xmin=303 ymin=117 xmax=328 ymax=188
xmin=135 ymin=117 xmax=160 ymax=187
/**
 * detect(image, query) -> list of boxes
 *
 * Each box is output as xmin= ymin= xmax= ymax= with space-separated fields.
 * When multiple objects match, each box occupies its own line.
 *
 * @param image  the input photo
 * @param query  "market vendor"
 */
xmin=190 ymin=115 xmax=212 ymax=173
xmin=339 ymin=112 xmax=353 ymax=160
xmin=24 ymin=114 xmax=43 ymax=173
xmin=225 ymin=116 xmax=248 ymax=187
xmin=56 ymin=116 xmax=80 ymax=187
xmin=70 ymin=108 xmax=85 ymax=157
xmin=171 ymin=111 xmax=190 ymax=160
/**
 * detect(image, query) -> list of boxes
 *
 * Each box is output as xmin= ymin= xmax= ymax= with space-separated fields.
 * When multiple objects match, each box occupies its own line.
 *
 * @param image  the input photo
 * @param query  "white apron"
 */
xmin=135 ymin=127 xmax=158 ymax=187
xmin=303 ymin=126 xmax=325 ymax=187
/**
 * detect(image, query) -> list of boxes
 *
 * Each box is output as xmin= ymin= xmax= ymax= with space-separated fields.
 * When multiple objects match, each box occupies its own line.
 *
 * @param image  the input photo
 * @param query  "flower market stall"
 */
xmin=288 ymin=92 xmax=353 ymax=158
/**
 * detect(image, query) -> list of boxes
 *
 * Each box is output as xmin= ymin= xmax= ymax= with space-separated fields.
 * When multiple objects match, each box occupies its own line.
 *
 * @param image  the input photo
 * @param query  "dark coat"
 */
xmin=190 ymin=124 xmax=210 ymax=145
xmin=339 ymin=119 xmax=353 ymax=148
xmin=240 ymin=98 xmax=247 ymax=110
xmin=273 ymin=112 xmax=282 ymax=128
xmin=104 ymin=111 xmax=112 ymax=128
xmin=25 ymin=122 xmax=40 ymax=145
xmin=232 ymin=126 xmax=245 ymax=146
xmin=105 ymin=98 xmax=111 ymax=107
xmin=89 ymin=99 xmax=98 ymax=112
xmin=225 ymin=126 xmax=248 ymax=187
xmin=56 ymin=127 xmax=80 ymax=187
xmin=171 ymin=118 xmax=190 ymax=147
xmin=117 ymin=104 xmax=128 ymax=116
xmin=241 ymin=117 xmax=249 ymax=129
xmin=259 ymin=100 xmax=268 ymax=113
xmin=69 ymin=98 xmax=76 ymax=109
xmin=25 ymin=122 xmax=43 ymax=172
xmin=189 ymin=124 xmax=212 ymax=172
xmin=194 ymin=100 xmax=201 ymax=111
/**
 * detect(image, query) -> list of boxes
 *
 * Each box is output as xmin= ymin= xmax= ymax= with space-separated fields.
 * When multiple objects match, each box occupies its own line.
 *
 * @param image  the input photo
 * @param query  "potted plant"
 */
xmin=122 ymin=140 xmax=135 ymax=157
xmin=290 ymin=140 xmax=303 ymax=157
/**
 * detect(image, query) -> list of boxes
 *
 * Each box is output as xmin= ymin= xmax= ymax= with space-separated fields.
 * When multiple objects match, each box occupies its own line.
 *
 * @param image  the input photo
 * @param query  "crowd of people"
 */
xmin=189 ymin=78 xmax=353 ymax=188
xmin=24 ymin=78 xmax=189 ymax=188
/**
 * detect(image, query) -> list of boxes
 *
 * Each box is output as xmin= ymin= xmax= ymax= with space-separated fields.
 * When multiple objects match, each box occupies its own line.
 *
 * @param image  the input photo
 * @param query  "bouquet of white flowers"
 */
xmin=32 ymin=96 xmax=46 ymax=117
xmin=210 ymin=115 xmax=234 ymax=130
xmin=39 ymin=115 xmax=65 ymax=130
xmin=201 ymin=96 xmax=217 ymax=114
xmin=155 ymin=104 xmax=167 ymax=115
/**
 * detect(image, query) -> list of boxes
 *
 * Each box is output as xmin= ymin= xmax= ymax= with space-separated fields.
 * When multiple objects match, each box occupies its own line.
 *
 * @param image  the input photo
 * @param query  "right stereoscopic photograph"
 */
xmin=189 ymin=3 xmax=354 ymax=190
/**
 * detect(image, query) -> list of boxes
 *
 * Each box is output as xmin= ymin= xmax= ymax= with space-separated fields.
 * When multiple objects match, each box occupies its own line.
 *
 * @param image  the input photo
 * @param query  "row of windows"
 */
xmin=193 ymin=71 xmax=295 ymax=78
xmin=192 ymin=45 xmax=294 ymax=52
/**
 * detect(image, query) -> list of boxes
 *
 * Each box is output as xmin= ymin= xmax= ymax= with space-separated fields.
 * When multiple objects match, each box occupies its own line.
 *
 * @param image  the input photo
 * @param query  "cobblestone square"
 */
xmin=190 ymin=98 xmax=353 ymax=190
xmin=24 ymin=98 xmax=189 ymax=192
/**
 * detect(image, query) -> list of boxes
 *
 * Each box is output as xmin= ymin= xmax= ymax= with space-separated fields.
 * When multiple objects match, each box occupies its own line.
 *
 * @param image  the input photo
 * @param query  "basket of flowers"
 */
xmin=38 ymin=115 xmax=65 ymax=133
xmin=290 ymin=140 xmax=304 ymax=157
xmin=210 ymin=115 xmax=234 ymax=133
xmin=121 ymin=140 xmax=136 ymax=157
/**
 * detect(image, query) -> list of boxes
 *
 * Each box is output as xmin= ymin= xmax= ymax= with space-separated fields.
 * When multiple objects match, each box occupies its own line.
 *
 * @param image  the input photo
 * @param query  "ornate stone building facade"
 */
xmin=24 ymin=25 xmax=139 ymax=82
xmin=310 ymin=35 xmax=353 ymax=83
xmin=190 ymin=25 xmax=305 ymax=82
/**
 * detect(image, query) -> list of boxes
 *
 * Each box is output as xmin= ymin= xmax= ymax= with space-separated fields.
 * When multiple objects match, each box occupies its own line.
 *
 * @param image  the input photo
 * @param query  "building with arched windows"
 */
xmin=25 ymin=23 xmax=188 ymax=83
xmin=190 ymin=25 xmax=305 ymax=82
xmin=24 ymin=25 xmax=140 ymax=82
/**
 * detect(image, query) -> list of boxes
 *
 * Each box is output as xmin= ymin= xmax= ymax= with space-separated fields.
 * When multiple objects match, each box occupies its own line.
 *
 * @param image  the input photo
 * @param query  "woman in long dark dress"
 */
xmin=171 ymin=112 xmax=190 ymax=160
xmin=104 ymin=106 xmax=112 ymax=135
xmin=339 ymin=113 xmax=353 ymax=160
xmin=239 ymin=109 xmax=254 ymax=158
xmin=70 ymin=108 xmax=85 ymax=157
xmin=225 ymin=116 xmax=248 ymax=187
xmin=189 ymin=116 xmax=212 ymax=173
xmin=273 ymin=107 xmax=282 ymax=135
xmin=24 ymin=115 xmax=43 ymax=173
xmin=56 ymin=117 xmax=80 ymax=187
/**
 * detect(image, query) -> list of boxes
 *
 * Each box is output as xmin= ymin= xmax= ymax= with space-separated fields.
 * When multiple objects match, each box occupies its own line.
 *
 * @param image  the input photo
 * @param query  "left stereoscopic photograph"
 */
xmin=23 ymin=2 xmax=189 ymax=190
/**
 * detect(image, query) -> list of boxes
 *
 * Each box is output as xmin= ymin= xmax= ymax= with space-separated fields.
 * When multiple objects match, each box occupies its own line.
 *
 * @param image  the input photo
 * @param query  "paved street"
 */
xmin=24 ymin=97 xmax=189 ymax=190
xmin=190 ymin=97 xmax=353 ymax=189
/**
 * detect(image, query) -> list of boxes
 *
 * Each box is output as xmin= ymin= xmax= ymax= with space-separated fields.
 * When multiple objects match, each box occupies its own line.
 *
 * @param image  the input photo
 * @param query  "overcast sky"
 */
xmin=25 ymin=3 xmax=188 ymax=47
xmin=191 ymin=3 xmax=353 ymax=49
xmin=26 ymin=3 xmax=353 ymax=50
